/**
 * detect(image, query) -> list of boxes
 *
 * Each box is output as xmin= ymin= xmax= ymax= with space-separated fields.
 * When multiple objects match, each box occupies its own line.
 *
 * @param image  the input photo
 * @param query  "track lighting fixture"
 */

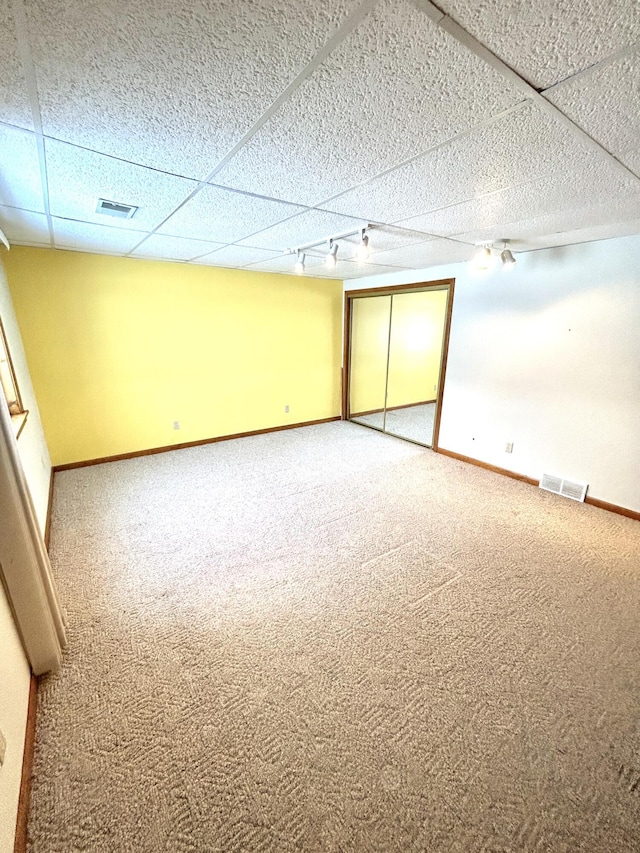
xmin=355 ymin=229 xmax=369 ymax=261
xmin=501 ymin=246 xmax=516 ymax=269
xmin=472 ymin=245 xmax=492 ymax=271
xmin=325 ymin=239 xmax=339 ymax=268
xmin=288 ymin=224 xmax=373 ymax=275
xmin=470 ymin=242 xmax=516 ymax=272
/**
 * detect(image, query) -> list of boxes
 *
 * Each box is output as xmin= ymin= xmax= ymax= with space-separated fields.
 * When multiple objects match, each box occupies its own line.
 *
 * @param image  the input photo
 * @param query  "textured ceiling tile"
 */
xmin=400 ymin=159 xmax=640 ymax=237
xmin=237 ymin=208 xmax=368 ymax=251
xmin=0 ymin=205 xmax=50 ymax=245
xmin=52 ymin=218 xmax=144 ymax=254
xmin=129 ymin=234 xmax=225 ymax=261
xmin=46 ymin=140 xmax=199 ymax=232
xmin=0 ymin=125 xmax=44 ymax=212
xmin=454 ymin=193 xmax=640 ymax=250
xmin=325 ymin=102 xmax=593 ymax=223
xmin=157 ymin=185 xmax=304 ymax=244
xmin=215 ymin=0 xmax=523 ymax=205
xmin=546 ymin=49 xmax=640 ymax=156
xmin=436 ymin=0 xmax=640 ymax=89
xmin=522 ymin=218 xmax=640 ymax=249
xmin=0 ymin=9 xmax=33 ymax=129
xmin=337 ymin=260 xmax=405 ymax=279
xmin=366 ymin=238 xmax=466 ymax=268
xmin=27 ymin=0 xmax=362 ymax=178
xmin=242 ymin=253 xmax=331 ymax=275
xmin=620 ymin=149 xmax=640 ymax=177
xmin=190 ymin=245 xmax=282 ymax=267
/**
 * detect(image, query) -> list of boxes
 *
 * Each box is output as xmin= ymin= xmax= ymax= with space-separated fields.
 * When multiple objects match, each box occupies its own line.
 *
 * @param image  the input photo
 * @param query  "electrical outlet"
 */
xmin=173 ymin=421 xmax=180 ymax=430
xmin=505 ymin=442 xmax=513 ymax=453
xmin=0 ymin=729 xmax=6 ymax=767
xmin=284 ymin=405 xmax=289 ymax=413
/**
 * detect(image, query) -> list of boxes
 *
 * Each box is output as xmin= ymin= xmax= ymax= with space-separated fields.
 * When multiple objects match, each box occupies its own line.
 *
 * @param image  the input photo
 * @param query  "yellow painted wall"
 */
xmin=349 ymin=288 xmax=448 ymax=414
xmin=4 ymin=248 xmax=343 ymax=466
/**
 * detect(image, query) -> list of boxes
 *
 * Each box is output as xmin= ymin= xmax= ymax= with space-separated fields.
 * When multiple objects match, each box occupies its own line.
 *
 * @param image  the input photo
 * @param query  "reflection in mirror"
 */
xmin=385 ymin=290 xmax=448 ymax=446
xmin=348 ymin=295 xmax=391 ymax=432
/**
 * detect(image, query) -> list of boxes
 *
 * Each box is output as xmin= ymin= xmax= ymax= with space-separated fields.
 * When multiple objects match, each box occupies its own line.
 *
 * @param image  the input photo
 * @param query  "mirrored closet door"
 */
xmin=345 ymin=281 xmax=453 ymax=449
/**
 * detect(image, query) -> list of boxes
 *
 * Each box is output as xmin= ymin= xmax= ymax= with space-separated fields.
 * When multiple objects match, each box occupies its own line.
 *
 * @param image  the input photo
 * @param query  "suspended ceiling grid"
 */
xmin=0 ymin=0 xmax=639 ymax=279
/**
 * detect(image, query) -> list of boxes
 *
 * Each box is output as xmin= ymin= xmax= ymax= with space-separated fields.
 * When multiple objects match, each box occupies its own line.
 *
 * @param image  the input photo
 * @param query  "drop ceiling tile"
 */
xmin=546 ymin=48 xmax=640 ymax=156
xmin=337 ymin=260 xmax=406 ymax=280
xmin=0 ymin=205 xmax=50 ymax=245
xmin=367 ymin=238 xmax=466 ymax=269
xmin=242 ymin=253 xmax=329 ymax=275
xmin=436 ymin=0 xmax=640 ymax=89
xmin=236 ymin=208 xmax=368 ymax=252
xmin=400 ymin=159 xmax=640 ymax=238
xmin=621 ymin=149 xmax=640 ymax=176
xmin=52 ymin=218 xmax=144 ymax=254
xmin=27 ymin=0 xmax=362 ymax=178
xmin=45 ymin=139 xmax=198 ymax=232
xmin=0 ymin=125 xmax=44 ymax=212
xmin=215 ymin=0 xmax=523 ymax=205
xmin=190 ymin=245 xmax=282 ymax=267
xmin=0 ymin=9 xmax=33 ymax=129
xmin=325 ymin=102 xmax=593 ymax=223
xmin=524 ymin=219 xmax=640 ymax=250
xmin=454 ymin=193 xmax=640 ymax=250
xmin=129 ymin=234 xmax=225 ymax=261
xmin=157 ymin=185 xmax=304 ymax=244
xmin=342 ymin=225 xmax=437 ymax=258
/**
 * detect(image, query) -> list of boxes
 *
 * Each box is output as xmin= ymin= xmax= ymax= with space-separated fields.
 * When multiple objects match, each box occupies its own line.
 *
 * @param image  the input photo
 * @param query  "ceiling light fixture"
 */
xmin=501 ymin=243 xmax=516 ymax=269
xmin=355 ymin=229 xmax=369 ymax=261
xmin=288 ymin=224 xmax=373 ymax=275
xmin=325 ymin=239 xmax=339 ymax=268
xmin=472 ymin=244 xmax=492 ymax=271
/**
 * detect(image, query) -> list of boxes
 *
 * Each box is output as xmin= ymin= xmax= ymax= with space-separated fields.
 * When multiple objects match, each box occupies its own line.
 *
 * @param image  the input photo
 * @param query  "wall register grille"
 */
xmin=539 ymin=473 xmax=588 ymax=502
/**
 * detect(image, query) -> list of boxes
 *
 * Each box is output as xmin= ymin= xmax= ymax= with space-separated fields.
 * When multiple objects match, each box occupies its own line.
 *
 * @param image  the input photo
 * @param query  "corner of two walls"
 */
xmin=345 ymin=234 xmax=640 ymax=514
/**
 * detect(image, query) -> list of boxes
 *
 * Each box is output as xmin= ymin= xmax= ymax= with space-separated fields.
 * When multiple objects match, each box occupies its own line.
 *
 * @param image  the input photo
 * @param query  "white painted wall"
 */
xmin=346 ymin=234 xmax=640 ymax=512
xmin=0 ymin=253 xmax=52 ymax=852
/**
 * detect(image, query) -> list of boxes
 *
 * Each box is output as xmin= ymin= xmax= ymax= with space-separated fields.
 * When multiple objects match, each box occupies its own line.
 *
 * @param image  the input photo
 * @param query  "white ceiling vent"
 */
xmin=96 ymin=198 xmax=138 ymax=219
xmin=539 ymin=473 xmax=588 ymax=502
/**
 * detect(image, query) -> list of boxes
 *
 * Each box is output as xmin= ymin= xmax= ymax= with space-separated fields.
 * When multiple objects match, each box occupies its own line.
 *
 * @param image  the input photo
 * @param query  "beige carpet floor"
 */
xmin=30 ymin=421 xmax=640 ymax=852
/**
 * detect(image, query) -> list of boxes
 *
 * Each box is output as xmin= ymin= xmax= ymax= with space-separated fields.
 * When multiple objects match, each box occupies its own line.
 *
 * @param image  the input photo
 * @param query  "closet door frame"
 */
xmin=342 ymin=278 xmax=455 ymax=451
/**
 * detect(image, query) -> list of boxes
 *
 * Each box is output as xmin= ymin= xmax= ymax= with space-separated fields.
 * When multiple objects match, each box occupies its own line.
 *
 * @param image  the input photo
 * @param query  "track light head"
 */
xmin=472 ymin=245 xmax=492 ymax=271
xmin=501 ymin=247 xmax=516 ymax=269
xmin=294 ymin=250 xmax=305 ymax=274
xmin=355 ymin=229 xmax=369 ymax=261
xmin=325 ymin=239 xmax=338 ymax=268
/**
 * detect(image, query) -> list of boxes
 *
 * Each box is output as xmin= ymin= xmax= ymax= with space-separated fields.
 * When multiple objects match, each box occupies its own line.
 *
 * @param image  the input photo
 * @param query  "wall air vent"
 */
xmin=539 ymin=473 xmax=588 ymax=502
xmin=96 ymin=198 xmax=138 ymax=219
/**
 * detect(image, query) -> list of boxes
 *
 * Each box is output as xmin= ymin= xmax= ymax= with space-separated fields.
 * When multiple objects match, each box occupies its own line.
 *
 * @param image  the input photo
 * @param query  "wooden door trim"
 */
xmin=342 ymin=279 xmax=455 ymax=450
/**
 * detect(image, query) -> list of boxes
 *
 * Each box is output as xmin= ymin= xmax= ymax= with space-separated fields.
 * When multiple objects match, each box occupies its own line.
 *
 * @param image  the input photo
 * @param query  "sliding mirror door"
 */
xmin=385 ymin=289 xmax=448 ymax=445
xmin=346 ymin=282 xmax=453 ymax=449
xmin=348 ymin=295 xmax=391 ymax=432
